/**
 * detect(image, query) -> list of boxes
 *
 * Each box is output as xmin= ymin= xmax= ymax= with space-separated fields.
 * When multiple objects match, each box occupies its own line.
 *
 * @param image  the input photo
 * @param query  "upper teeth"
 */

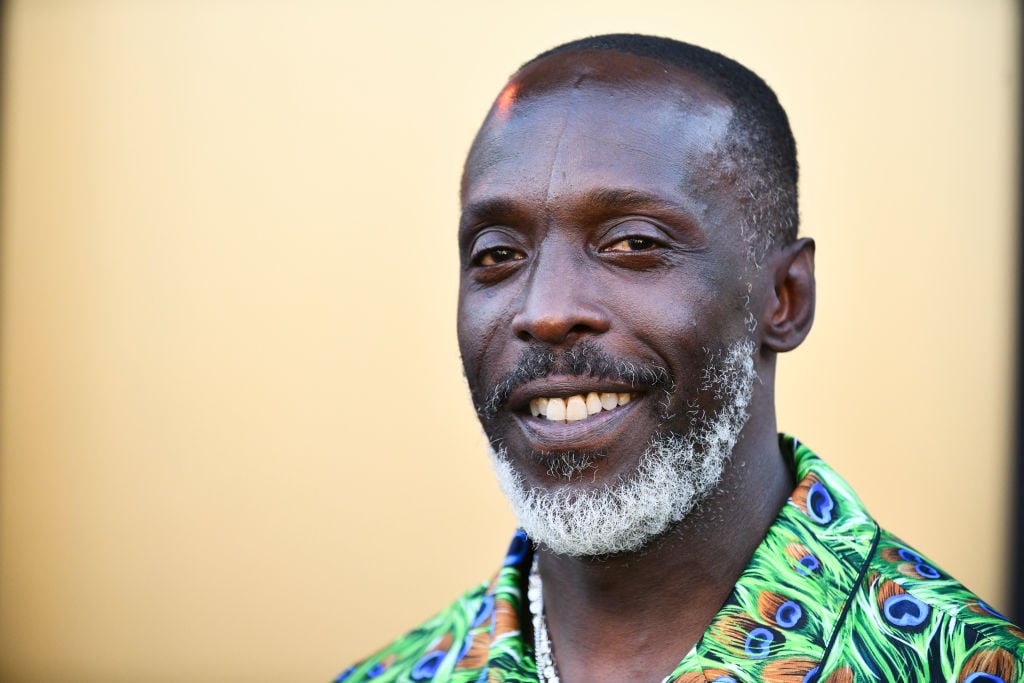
xmin=529 ymin=392 xmax=634 ymax=422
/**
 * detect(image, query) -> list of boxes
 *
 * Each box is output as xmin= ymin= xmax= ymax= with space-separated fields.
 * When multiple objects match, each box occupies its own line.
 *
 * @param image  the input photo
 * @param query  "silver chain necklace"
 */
xmin=528 ymin=555 xmax=561 ymax=683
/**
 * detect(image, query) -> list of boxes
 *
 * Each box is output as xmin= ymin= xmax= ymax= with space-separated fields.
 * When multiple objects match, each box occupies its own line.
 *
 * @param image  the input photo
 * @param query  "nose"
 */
xmin=510 ymin=250 xmax=611 ymax=345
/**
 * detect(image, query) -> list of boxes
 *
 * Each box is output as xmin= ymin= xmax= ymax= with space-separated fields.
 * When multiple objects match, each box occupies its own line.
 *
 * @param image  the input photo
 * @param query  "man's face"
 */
xmin=457 ymin=53 xmax=761 ymax=551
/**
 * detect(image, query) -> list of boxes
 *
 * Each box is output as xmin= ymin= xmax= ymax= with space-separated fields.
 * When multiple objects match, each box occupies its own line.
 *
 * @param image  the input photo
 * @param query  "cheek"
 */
xmin=457 ymin=285 xmax=518 ymax=380
xmin=609 ymin=283 xmax=742 ymax=380
xmin=604 ymin=277 xmax=711 ymax=345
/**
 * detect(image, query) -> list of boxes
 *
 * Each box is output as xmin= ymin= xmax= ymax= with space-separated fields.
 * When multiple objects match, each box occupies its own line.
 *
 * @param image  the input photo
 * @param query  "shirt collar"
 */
xmin=681 ymin=434 xmax=879 ymax=680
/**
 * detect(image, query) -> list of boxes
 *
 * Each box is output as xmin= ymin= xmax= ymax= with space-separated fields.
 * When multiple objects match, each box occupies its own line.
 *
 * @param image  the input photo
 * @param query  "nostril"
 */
xmin=512 ymin=318 xmax=607 ymax=345
xmin=510 ymin=299 xmax=612 ymax=345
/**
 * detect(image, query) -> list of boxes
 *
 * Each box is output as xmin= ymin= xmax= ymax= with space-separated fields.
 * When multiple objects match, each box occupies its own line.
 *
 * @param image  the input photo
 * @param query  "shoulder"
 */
xmin=827 ymin=528 xmax=1024 ymax=681
xmin=870 ymin=530 xmax=1024 ymax=648
xmin=780 ymin=438 xmax=1024 ymax=680
xmin=332 ymin=530 xmax=534 ymax=683
xmin=332 ymin=579 xmax=491 ymax=682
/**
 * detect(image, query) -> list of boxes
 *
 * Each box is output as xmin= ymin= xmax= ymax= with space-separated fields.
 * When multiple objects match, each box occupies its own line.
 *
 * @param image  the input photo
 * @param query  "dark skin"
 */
xmin=457 ymin=51 xmax=815 ymax=682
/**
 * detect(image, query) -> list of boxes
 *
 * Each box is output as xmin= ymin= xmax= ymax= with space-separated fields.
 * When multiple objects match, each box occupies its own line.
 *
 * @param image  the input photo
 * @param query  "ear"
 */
xmin=761 ymin=237 xmax=815 ymax=353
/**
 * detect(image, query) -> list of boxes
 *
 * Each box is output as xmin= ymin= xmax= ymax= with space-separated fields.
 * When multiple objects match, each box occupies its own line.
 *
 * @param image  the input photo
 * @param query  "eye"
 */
xmin=473 ymin=246 xmax=525 ymax=267
xmin=603 ymin=236 xmax=658 ymax=252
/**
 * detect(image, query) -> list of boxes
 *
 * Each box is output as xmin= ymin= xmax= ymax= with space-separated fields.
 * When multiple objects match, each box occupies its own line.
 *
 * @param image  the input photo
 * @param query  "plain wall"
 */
xmin=0 ymin=1 xmax=1017 ymax=681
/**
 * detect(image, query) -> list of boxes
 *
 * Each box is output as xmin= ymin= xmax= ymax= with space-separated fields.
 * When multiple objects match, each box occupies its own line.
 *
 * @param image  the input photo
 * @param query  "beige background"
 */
xmin=0 ymin=1 xmax=1017 ymax=681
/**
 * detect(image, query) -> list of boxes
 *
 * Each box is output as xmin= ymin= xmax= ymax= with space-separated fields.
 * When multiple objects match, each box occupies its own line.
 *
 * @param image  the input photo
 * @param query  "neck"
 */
xmin=534 ymin=412 xmax=792 ymax=683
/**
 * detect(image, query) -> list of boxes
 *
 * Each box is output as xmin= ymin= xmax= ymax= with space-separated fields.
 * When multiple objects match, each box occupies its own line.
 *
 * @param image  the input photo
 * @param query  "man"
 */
xmin=336 ymin=34 xmax=1024 ymax=682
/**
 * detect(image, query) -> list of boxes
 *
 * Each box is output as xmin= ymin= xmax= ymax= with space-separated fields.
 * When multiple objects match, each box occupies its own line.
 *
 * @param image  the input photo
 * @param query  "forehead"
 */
xmin=462 ymin=51 xmax=737 ymax=220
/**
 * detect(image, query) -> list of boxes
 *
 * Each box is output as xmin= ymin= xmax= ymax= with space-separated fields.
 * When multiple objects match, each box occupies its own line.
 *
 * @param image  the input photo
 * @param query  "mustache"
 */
xmin=476 ymin=341 xmax=673 ymax=419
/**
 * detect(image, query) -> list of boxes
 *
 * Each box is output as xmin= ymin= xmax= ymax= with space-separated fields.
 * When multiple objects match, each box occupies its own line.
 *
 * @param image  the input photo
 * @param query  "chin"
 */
xmin=487 ymin=337 xmax=758 ymax=558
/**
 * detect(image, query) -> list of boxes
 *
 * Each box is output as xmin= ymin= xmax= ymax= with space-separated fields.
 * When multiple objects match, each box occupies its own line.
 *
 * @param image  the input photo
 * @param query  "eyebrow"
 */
xmin=460 ymin=197 xmax=523 ymax=226
xmin=584 ymin=188 xmax=694 ymax=216
xmin=459 ymin=197 xmax=526 ymax=247
xmin=461 ymin=188 xmax=697 ymax=233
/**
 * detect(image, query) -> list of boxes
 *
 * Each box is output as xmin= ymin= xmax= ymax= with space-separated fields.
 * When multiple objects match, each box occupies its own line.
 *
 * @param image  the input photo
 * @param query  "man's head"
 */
xmin=457 ymin=34 xmax=815 ymax=557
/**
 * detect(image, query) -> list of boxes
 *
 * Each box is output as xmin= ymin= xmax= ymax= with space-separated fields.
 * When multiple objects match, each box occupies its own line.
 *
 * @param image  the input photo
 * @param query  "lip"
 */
xmin=506 ymin=376 xmax=645 ymax=412
xmin=512 ymin=393 xmax=645 ymax=451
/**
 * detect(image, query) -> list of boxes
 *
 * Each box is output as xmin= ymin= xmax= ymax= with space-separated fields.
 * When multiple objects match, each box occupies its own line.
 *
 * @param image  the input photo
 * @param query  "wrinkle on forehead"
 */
xmin=463 ymin=82 xmax=735 ymax=221
xmin=538 ymin=88 xmax=584 ymax=218
xmin=462 ymin=51 xmax=735 ymax=205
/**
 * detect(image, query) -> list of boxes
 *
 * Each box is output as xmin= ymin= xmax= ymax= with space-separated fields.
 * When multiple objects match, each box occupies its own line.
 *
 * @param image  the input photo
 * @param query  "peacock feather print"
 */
xmin=335 ymin=437 xmax=1024 ymax=682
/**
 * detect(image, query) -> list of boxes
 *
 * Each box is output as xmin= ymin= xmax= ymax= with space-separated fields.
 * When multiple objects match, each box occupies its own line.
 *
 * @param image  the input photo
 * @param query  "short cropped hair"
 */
xmin=526 ymin=34 xmax=799 ymax=262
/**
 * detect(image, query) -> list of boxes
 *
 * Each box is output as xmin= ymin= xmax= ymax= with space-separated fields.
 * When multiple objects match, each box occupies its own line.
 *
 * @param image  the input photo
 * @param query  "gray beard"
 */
xmin=488 ymin=339 xmax=757 ymax=558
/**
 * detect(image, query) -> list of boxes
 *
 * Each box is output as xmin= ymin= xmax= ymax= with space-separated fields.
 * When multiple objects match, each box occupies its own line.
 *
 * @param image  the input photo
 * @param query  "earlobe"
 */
xmin=762 ymin=238 xmax=816 ymax=353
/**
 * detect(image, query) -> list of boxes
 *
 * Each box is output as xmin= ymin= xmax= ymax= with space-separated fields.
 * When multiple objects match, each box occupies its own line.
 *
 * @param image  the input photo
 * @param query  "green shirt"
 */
xmin=336 ymin=436 xmax=1024 ymax=682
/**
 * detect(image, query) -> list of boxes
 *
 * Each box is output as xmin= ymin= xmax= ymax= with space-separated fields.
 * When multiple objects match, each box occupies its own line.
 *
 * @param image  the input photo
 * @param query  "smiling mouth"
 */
xmin=528 ymin=391 xmax=638 ymax=423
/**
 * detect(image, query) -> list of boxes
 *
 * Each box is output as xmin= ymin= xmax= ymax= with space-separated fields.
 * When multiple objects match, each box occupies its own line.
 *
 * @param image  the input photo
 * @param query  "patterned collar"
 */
xmin=673 ymin=434 xmax=879 ymax=680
